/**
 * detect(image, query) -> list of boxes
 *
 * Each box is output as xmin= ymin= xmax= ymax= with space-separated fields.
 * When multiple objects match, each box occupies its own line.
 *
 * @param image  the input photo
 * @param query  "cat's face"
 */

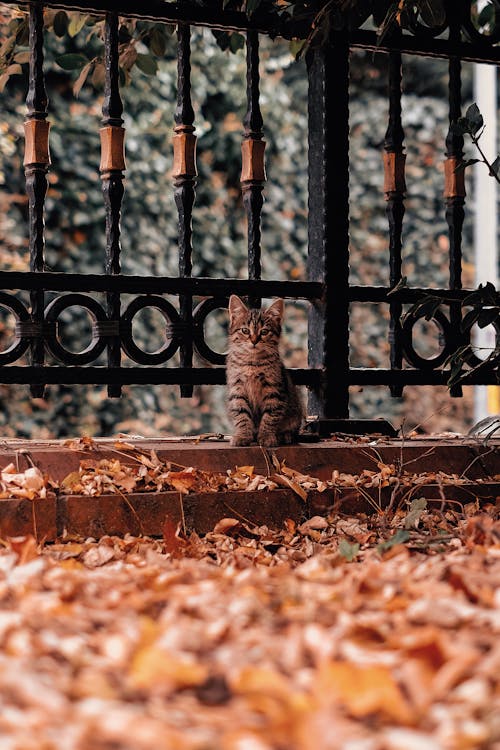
xmin=228 ymin=295 xmax=283 ymax=352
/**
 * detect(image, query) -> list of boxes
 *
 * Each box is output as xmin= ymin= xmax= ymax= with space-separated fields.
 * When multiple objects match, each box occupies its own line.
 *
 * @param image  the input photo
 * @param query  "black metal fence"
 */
xmin=0 ymin=0 xmax=499 ymax=433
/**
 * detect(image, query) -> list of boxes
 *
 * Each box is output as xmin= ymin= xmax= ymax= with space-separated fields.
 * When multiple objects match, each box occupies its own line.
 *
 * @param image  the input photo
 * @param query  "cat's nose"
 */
xmin=250 ymin=335 xmax=259 ymax=346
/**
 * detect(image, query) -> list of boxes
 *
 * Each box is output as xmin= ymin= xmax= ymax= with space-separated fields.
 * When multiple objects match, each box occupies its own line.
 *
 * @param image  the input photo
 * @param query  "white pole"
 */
xmin=473 ymin=63 xmax=498 ymax=423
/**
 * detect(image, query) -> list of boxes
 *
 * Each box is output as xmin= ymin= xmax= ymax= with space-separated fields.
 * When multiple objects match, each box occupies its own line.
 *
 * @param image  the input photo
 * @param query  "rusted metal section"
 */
xmin=443 ymin=156 xmax=466 ymax=199
xmin=23 ymin=118 xmax=50 ymax=166
xmin=99 ymin=125 xmax=126 ymax=173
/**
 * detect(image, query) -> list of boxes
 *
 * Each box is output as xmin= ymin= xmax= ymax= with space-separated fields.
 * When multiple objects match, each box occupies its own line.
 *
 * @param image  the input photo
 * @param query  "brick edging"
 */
xmin=1 ymin=483 xmax=499 ymax=542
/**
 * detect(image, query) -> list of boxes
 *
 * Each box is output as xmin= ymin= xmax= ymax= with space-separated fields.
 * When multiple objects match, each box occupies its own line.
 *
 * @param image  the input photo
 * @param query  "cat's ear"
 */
xmin=228 ymin=295 xmax=248 ymax=320
xmin=265 ymin=298 xmax=284 ymax=325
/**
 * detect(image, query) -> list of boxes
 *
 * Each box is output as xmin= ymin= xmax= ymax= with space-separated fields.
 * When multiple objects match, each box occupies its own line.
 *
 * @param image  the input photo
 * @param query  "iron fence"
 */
xmin=0 ymin=0 xmax=499 ymax=433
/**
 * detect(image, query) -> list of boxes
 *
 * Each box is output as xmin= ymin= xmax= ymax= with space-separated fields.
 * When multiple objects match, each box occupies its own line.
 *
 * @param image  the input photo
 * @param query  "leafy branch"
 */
xmin=452 ymin=103 xmax=500 ymax=183
xmin=400 ymin=281 xmax=499 ymax=389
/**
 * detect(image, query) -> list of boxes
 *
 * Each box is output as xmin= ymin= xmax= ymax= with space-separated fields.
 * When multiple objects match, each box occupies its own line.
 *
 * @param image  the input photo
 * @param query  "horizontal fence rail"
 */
xmin=0 ymin=0 xmax=498 ymax=430
xmin=4 ymin=1 xmax=500 ymax=64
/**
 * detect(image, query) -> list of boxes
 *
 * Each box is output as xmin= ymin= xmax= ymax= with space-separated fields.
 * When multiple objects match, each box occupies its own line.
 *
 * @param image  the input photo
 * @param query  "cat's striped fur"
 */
xmin=226 ymin=295 xmax=304 ymax=447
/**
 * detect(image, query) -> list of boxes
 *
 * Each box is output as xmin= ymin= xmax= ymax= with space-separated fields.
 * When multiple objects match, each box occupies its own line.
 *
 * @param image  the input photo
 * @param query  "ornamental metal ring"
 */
xmin=121 ymin=295 xmax=180 ymax=365
xmin=44 ymin=293 xmax=108 ymax=365
xmin=0 ymin=292 xmax=31 ymax=365
xmin=462 ymin=7 xmax=500 ymax=45
xmin=405 ymin=4 xmax=449 ymax=38
xmin=192 ymin=297 xmax=229 ymax=366
xmin=460 ymin=309 xmax=500 ymax=369
xmin=401 ymin=308 xmax=453 ymax=370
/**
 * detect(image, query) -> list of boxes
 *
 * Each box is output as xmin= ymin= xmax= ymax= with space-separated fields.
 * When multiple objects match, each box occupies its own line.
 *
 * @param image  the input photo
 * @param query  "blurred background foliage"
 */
xmin=0 ymin=3 xmax=476 ymax=437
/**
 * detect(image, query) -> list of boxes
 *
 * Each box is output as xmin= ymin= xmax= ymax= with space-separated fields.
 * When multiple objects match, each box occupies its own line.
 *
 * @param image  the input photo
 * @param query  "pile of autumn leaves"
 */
xmin=0 ymin=499 xmax=499 ymax=748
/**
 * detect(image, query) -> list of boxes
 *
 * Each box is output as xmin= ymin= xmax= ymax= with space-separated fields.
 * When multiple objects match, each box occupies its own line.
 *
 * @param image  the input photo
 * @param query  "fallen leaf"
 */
xmin=339 ymin=538 xmax=360 ymax=562
xmin=317 ymin=661 xmax=415 ymax=723
xmin=129 ymin=646 xmax=208 ymax=690
xmin=213 ymin=518 xmax=241 ymax=534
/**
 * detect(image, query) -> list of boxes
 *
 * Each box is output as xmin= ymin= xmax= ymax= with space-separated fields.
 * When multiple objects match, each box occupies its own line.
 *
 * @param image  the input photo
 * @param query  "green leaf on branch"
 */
xmin=477 ymin=307 xmax=499 ymax=329
xmin=245 ymin=0 xmax=263 ymax=16
xmin=229 ymin=32 xmax=245 ymax=52
xmin=465 ymin=102 xmax=484 ymax=135
xmin=135 ymin=53 xmax=158 ymax=75
xmin=461 ymin=308 xmax=481 ymax=333
xmin=53 ymin=11 xmax=69 ymax=37
xmin=478 ymin=2 xmax=496 ymax=29
xmin=404 ymin=295 xmax=441 ymax=323
xmin=454 ymin=158 xmax=480 ymax=173
xmin=463 ymin=281 xmax=498 ymax=307
xmin=149 ymin=26 xmax=167 ymax=57
xmin=451 ymin=117 xmax=471 ymax=136
xmin=490 ymin=155 xmax=500 ymax=178
xmin=212 ymin=30 xmax=231 ymax=51
xmin=377 ymin=529 xmax=410 ymax=554
xmin=55 ymin=53 xmax=89 ymax=70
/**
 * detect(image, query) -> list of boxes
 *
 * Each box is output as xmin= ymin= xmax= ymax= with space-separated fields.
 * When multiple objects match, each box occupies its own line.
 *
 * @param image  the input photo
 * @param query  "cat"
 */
xmin=226 ymin=295 xmax=304 ymax=447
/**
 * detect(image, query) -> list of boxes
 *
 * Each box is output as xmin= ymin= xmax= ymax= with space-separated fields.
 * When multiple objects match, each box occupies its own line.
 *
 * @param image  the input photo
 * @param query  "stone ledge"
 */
xmin=0 ymin=482 xmax=498 ymax=542
xmin=0 ymin=435 xmax=498 ymax=482
xmin=0 ymin=493 xmax=57 ymax=541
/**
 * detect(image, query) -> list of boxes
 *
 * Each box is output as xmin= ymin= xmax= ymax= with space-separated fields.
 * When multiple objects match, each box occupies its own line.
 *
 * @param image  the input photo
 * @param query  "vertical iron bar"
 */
xmin=307 ymin=34 xmax=350 ymax=419
xmin=444 ymin=22 xmax=465 ymax=398
xmin=384 ymin=51 xmax=406 ymax=398
xmin=173 ymin=23 xmax=196 ymax=398
xmin=241 ymin=29 xmax=265 ymax=309
xmin=25 ymin=1 xmax=49 ymax=399
xmin=100 ymin=11 xmax=125 ymax=398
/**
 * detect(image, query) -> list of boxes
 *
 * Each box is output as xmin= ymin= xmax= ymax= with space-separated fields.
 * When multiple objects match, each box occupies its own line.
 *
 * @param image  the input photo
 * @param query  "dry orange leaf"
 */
xmin=317 ymin=661 xmax=415 ymax=724
xmin=163 ymin=519 xmax=187 ymax=556
xmin=271 ymin=474 xmax=308 ymax=501
xmin=236 ymin=465 xmax=255 ymax=477
xmin=129 ymin=645 xmax=208 ymax=690
xmin=213 ymin=518 xmax=240 ymax=534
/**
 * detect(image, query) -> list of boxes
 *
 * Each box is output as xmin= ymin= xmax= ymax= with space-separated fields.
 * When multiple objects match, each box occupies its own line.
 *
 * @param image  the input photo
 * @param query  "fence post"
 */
xmin=25 ymin=0 xmax=49 ymax=399
xmin=307 ymin=34 xmax=350 ymax=422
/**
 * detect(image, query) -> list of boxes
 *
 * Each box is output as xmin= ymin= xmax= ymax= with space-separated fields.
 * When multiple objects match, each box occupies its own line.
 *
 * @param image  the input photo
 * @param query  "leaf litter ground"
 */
xmin=0 ymin=441 xmax=499 ymax=749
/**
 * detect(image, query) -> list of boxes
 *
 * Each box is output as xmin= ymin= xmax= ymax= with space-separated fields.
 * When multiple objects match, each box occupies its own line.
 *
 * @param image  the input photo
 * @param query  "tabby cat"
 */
xmin=226 ymin=295 xmax=304 ymax=447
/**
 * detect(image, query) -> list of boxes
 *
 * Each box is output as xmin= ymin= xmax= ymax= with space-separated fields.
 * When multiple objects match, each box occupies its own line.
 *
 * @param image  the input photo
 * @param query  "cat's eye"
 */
xmin=261 ymin=328 xmax=269 ymax=336
xmin=241 ymin=327 xmax=250 ymax=335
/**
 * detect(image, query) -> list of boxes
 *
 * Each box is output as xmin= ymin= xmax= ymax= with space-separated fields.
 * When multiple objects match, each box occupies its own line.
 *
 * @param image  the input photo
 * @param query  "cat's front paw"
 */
xmin=231 ymin=433 xmax=253 ymax=446
xmin=258 ymin=433 xmax=279 ymax=448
